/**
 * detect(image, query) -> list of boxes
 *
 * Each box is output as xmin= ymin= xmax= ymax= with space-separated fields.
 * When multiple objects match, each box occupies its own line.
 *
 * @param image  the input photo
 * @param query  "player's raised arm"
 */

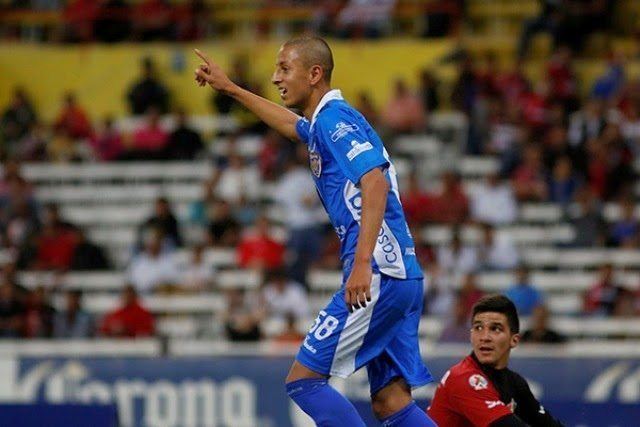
xmin=194 ymin=49 xmax=301 ymax=142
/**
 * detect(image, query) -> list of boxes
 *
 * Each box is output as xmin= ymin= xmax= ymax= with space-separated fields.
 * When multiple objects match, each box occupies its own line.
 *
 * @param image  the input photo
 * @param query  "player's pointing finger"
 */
xmin=194 ymin=49 xmax=211 ymax=66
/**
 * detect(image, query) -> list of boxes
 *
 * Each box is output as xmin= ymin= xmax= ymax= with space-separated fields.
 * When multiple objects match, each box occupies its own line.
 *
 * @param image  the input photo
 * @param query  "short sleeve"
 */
xmin=316 ymin=111 xmax=388 ymax=184
xmin=296 ymin=117 xmax=311 ymax=144
xmin=448 ymin=373 xmax=513 ymax=427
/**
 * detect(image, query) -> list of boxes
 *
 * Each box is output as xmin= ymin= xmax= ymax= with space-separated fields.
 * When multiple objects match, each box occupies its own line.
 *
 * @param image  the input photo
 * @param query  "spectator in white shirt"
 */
xmin=127 ymin=228 xmax=179 ymax=294
xmin=423 ymin=261 xmax=455 ymax=316
xmin=470 ymin=172 xmax=518 ymax=225
xmin=180 ymin=244 xmax=214 ymax=292
xmin=477 ymin=223 xmax=520 ymax=270
xmin=214 ymin=150 xmax=260 ymax=206
xmin=261 ymin=269 xmax=309 ymax=324
xmin=273 ymin=147 xmax=325 ymax=287
xmin=437 ymin=229 xmax=479 ymax=275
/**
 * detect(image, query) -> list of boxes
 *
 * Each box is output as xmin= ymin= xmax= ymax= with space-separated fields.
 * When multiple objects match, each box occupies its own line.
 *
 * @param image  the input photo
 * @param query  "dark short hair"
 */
xmin=283 ymin=36 xmax=334 ymax=83
xmin=471 ymin=294 xmax=520 ymax=334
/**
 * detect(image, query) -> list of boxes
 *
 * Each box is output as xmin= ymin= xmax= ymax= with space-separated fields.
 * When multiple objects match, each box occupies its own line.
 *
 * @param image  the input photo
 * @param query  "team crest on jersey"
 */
xmin=330 ymin=122 xmax=359 ymax=142
xmin=468 ymin=374 xmax=488 ymax=391
xmin=309 ymin=151 xmax=322 ymax=177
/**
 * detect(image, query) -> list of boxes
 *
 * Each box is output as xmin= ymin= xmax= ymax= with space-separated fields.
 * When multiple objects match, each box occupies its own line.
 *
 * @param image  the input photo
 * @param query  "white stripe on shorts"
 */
xmin=330 ymin=274 xmax=382 ymax=378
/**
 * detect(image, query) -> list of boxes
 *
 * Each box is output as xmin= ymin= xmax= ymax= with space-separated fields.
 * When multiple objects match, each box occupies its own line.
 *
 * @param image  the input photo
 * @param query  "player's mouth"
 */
xmin=478 ymin=346 xmax=494 ymax=356
xmin=278 ymin=87 xmax=288 ymax=98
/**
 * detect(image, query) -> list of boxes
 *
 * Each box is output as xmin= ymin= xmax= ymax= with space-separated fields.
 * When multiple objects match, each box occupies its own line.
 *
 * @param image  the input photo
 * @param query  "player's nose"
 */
xmin=271 ymin=71 xmax=281 ymax=85
xmin=479 ymin=329 xmax=492 ymax=341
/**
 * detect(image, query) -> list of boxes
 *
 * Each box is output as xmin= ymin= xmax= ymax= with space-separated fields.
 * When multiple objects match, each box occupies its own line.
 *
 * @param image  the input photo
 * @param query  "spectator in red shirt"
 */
xmin=520 ymin=82 xmax=550 ymax=131
xmin=23 ymin=286 xmax=55 ymax=338
xmin=63 ymin=0 xmax=100 ymax=42
xmin=258 ymin=130 xmax=288 ymax=181
xmin=547 ymin=46 xmax=578 ymax=112
xmin=476 ymin=52 xmax=501 ymax=99
xmin=54 ymin=92 xmax=93 ymax=140
xmin=124 ymin=107 xmax=169 ymax=160
xmin=427 ymin=295 xmax=564 ymax=426
xmin=90 ymin=116 xmax=123 ymax=161
xmin=401 ymin=170 xmax=435 ymax=226
xmin=511 ymin=143 xmax=548 ymax=201
xmin=99 ymin=285 xmax=155 ymax=337
xmin=237 ymin=215 xmax=285 ymax=270
xmin=34 ymin=204 xmax=79 ymax=271
xmin=496 ymin=60 xmax=530 ymax=105
xmin=431 ymin=171 xmax=469 ymax=224
xmin=173 ymin=0 xmax=211 ymax=41
xmin=382 ymin=78 xmax=426 ymax=134
xmin=132 ymin=0 xmax=174 ymax=41
xmin=133 ymin=107 xmax=168 ymax=151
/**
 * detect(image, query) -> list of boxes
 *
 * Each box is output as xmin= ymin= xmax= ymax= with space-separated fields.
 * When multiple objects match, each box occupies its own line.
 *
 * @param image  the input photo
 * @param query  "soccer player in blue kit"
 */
xmin=194 ymin=37 xmax=436 ymax=427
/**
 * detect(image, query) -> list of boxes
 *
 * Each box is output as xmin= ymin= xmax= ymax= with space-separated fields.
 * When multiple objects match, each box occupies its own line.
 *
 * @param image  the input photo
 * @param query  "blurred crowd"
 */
xmin=1 ymin=1 xmax=640 ymax=343
xmin=0 ymin=0 xmax=465 ymax=43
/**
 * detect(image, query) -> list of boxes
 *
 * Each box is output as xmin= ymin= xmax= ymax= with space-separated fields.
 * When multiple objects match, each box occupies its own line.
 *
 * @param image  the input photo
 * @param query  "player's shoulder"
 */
xmin=316 ymin=100 xmax=359 ymax=126
xmin=449 ymin=355 xmax=484 ymax=378
xmin=444 ymin=356 xmax=492 ymax=391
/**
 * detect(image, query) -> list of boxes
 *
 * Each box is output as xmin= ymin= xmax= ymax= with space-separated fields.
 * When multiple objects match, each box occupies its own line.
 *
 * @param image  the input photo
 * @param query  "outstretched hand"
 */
xmin=194 ymin=49 xmax=235 ymax=93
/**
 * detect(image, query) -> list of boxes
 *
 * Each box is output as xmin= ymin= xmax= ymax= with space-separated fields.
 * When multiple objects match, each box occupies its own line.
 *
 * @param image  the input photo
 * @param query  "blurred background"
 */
xmin=0 ymin=0 xmax=639 ymax=426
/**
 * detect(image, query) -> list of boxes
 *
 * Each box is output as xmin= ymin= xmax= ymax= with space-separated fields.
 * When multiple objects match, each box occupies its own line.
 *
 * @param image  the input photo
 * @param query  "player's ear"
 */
xmin=510 ymin=333 xmax=520 ymax=349
xmin=309 ymin=64 xmax=324 ymax=86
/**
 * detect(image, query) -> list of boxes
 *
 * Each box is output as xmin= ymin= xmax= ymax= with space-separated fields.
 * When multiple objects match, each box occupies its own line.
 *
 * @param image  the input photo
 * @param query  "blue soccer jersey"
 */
xmin=294 ymin=90 xmax=432 ymax=389
xmin=296 ymin=89 xmax=423 ymax=281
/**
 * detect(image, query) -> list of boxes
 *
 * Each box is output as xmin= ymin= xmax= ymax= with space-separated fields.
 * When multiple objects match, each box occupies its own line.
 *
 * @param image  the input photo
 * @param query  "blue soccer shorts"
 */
xmin=296 ymin=273 xmax=433 ymax=395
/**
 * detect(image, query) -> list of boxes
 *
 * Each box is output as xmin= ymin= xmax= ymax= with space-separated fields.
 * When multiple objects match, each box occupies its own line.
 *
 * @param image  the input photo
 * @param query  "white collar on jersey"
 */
xmin=310 ymin=89 xmax=343 ymax=128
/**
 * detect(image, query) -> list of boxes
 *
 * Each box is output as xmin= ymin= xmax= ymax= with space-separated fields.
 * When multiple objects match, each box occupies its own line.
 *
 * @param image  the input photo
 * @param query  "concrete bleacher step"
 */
xmin=475 ymin=270 xmax=639 ymax=292
xmin=419 ymin=316 xmax=640 ymax=340
xmin=421 ymin=224 xmax=575 ymax=245
xmin=50 ymin=293 xmax=225 ymax=315
xmin=23 ymin=162 xmax=213 ymax=183
xmin=37 ymin=183 xmax=203 ymax=204
xmin=522 ymin=248 xmax=640 ymax=268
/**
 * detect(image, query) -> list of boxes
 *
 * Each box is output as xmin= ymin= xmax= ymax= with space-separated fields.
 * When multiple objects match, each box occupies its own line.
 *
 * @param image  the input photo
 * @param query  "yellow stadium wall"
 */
xmin=1 ymin=40 xmax=639 ymax=123
xmin=0 ymin=40 xmax=454 ymax=122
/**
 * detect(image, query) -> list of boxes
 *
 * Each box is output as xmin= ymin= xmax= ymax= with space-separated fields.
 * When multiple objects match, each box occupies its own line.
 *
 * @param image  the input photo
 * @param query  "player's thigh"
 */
xmin=367 ymin=281 xmax=433 ymax=395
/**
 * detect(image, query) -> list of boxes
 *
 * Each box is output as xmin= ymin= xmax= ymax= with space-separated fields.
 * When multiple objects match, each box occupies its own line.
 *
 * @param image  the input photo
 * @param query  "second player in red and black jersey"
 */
xmin=427 ymin=295 xmax=564 ymax=427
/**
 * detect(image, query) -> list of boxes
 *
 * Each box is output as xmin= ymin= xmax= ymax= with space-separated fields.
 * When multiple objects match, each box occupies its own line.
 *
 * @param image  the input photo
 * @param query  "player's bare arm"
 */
xmin=345 ymin=168 xmax=389 ymax=312
xmin=194 ymin=49 xmax=301 ymax=141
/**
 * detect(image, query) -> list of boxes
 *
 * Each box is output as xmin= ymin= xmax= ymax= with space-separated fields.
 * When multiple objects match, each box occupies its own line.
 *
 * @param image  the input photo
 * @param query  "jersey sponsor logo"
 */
xmin=330 ymin=122 xmax=359 ymax=142
xmin=343 ymin=181 xmax=407 ymax=278
xmin=346 ymin=140 xmax=373 ymax=161
xmin=469 ymin=374 xmax=489 ymax=391
xmin=485 ymin=400 xmax=505 ymax=409
xmin=309 ymin=151 xmax=322 ymax=177
xmin=377 ymin=227 xmax=399 ymax=264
